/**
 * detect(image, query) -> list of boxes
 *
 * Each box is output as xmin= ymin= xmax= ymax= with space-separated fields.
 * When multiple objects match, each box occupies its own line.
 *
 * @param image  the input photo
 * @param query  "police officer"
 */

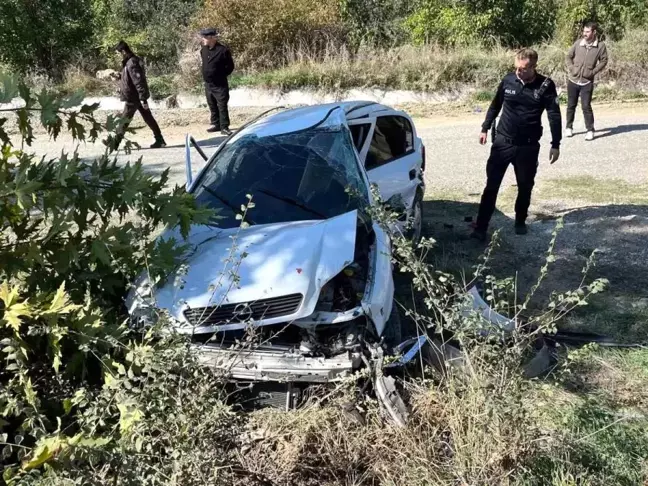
xmin=199 ymin=28 xmax=235 ymax=135
xmin=472 ymin=48 xmax=562 ymax=242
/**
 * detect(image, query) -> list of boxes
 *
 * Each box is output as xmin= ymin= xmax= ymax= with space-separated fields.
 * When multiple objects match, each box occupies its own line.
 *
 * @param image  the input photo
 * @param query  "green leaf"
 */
xmin=37 ymin=91 xmax=60 ymax=125
xmin=63 ymin=399 xmax=73 ymax=415
xmin=3 ymin=466 xmax=16 ymax=482
xmin=117 ymin=402 xmax=143 ymax=435
xmin=16 ymin=109 xmax=34 ymax=146
xmin=46 ymin=282 xmax=81 ymax=315
xmin=0 ymin=282 xmax=31 ymax=332
xmin=0 ymin=281 xmax=20 ymax=307
xmin=24 ymin=378 xmax=37 ymax=407
xmin=91 ymin=239 xmax=111 ymax=266
xmin=21 ymin=435 xmax=67 ymax=471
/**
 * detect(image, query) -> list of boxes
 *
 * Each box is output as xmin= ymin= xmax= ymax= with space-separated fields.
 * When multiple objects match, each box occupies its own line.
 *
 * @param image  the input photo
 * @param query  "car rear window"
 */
xmin=366 ymin=116 xmax=414 ymax=170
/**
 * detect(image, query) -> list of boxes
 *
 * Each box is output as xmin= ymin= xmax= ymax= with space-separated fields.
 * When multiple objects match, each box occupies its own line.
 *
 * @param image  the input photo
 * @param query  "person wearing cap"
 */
xmin=199 ymin=28 xmax=235 ymax=135
xmin=112 ymin=40 xmax=166 ymax=149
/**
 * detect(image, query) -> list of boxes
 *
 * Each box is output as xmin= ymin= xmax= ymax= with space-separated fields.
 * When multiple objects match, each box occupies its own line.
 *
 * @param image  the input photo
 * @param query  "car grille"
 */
xmin=183 ymin=294 xmax=303 ymax=327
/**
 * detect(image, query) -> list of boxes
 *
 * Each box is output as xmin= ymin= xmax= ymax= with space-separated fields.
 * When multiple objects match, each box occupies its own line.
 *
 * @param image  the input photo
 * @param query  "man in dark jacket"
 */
xmin=472 ymin=49 xmax=562 ymax=241
xmin=565 ymin=22 xmax=609 ymax=141
xmin=199 ymin=28 xmax=235 ymax=135
xmin=113 ymin=41 xmax=166 ymax=149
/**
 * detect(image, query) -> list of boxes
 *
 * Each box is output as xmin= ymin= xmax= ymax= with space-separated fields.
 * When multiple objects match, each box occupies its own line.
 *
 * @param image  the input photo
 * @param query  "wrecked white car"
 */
xmin=127 ymin=102 xmax=426 ymax=415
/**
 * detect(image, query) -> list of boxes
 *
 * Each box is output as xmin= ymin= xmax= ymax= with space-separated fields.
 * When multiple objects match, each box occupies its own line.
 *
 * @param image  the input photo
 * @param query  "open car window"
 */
xmin=193 ymin=120 xmax=369 ymax=229
xmin=349 ymin=123 xmax=372 ymax=152
xmin=365 ymin=116 xmax=414 ymax=170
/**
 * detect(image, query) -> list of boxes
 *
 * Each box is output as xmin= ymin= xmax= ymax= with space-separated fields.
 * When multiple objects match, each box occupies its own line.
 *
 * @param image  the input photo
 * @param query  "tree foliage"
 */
xmin=1 ymin=0 xmax=647 ymax=77
xmin=194 ymin=0 xmax=345 ymax=70
xmin=406 ymin=0 xmax=558 ymax=47
xmin=338 ymin=0 xmax=417 ymax=47
xmin=92 ymin=0 xmax=202 ymax=73
xmin=0 ymin=0 xmax=95 ymax=78
xmin=0 ymin=72 xmax=226 ymax=482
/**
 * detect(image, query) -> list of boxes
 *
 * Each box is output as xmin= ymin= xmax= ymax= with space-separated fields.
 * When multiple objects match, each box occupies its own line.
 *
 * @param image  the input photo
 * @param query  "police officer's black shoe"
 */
xmin=515 ymin=223 xmax=528 ymax=235
xmin=221 ymin=128 xmax=233 ymax=136
xmin=150 ymin=136 xmax=167 ymax=149
xmin=207 ymin=125 xmax=220 ymax=133
xmin=469 ymin=229 xmax=488 ymax=243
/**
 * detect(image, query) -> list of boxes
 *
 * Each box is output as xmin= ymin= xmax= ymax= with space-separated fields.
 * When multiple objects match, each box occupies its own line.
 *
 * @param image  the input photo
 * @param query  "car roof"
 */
xmin=239 ymin=101 xmax=395 ymax=138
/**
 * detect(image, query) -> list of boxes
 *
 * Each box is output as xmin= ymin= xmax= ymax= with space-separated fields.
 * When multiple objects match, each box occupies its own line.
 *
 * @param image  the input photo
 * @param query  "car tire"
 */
xmin=406 ymin=194 xmax=423 ymax=246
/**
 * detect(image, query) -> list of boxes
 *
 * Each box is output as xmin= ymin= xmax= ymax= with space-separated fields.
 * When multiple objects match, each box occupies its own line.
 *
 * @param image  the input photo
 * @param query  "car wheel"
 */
xmin=407 ymin=195 xmax=423 ymax=246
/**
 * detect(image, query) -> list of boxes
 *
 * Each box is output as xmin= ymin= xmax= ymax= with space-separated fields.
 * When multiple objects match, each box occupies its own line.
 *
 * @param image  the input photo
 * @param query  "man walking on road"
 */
xmin=200 ymin=28 xmax=235 ymax=135
xmin=113 ymin=41 xmax=166 ymax=149
xmin=472 ymin=49 xmax=562 ymax=242
xmin=565 ymin=22 xmax=609 ymax=141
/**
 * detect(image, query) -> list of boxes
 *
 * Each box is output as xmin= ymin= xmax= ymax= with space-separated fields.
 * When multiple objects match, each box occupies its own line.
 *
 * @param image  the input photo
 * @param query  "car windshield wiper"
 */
xmin=201 ymin=185 xmax=255 ymax=225
xmin=256 ymin=188 xmax=327 ymax=220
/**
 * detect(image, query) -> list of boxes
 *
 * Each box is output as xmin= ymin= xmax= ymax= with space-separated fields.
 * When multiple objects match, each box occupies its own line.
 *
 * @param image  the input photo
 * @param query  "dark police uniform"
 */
xmin=200 ymin=39 xmax=235 ymax=131
xmin=475 ymin=72 xmax=562 ymax=233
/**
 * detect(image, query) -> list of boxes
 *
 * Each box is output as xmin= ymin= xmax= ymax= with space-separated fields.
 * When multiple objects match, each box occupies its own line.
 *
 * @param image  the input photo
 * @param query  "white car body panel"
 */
xmin=362 ymin=224 xmax=395 ymax=336
xmin=129 ymin=210 xmax=359 ymax=334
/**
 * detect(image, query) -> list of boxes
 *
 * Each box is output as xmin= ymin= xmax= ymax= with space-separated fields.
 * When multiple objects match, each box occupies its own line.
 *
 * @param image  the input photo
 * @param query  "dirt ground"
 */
xmin=19 ymin=101 xmax=648 ymax=342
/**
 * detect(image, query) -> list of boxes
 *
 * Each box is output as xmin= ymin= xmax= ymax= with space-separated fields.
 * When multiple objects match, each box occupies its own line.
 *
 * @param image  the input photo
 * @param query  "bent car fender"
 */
xmin=362 ymin=223 xmax=395 ymax=336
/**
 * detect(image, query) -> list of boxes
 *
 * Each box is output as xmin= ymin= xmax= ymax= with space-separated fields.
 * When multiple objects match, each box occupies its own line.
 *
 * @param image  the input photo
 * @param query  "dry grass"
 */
xmin=174 ymin=33 xmax=648 ymax=94
xmin=234 ymin=343 xmax=648 ymax=486
xmin=59 ymin=66 xmax=115 ymax=96
xmin=238 ymin=348 xmax=548 ymax=486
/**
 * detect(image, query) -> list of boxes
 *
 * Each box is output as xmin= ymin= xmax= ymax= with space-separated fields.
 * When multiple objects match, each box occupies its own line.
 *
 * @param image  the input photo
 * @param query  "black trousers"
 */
xmin=566 ymin=80 xmax=595 ymax=131
xmin=475 ymin=136 xmax=540 ymax=231
xmin=117 ymin=100 xmax=162 ymax=138
xmin=205 ymin=83 xmax=230 ymax=129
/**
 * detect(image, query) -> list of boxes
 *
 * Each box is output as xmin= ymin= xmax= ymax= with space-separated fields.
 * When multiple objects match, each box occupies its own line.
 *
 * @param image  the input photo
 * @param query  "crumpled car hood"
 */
xmin=130 ymin=210 xmax=358 ymax=333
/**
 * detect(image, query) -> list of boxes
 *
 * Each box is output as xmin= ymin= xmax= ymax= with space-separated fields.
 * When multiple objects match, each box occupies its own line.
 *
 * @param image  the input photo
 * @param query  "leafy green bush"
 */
xmin=0 ymin=0 xmax=95 ymax=79
xmin=148 ymin=75 xmax=177 ymax=100
xmin=92 ymin=0 xmax=202 ymax=73
xmin=405 ymin=0 xmax=558 ymax=47
xmin=192 ymin=0 xmax=345 ymax=70
xmin=339 ymin=0 xmax=416 ymax=47
xmin=554 ymin=0 xmax=648 ymax=45
xmin=0 ymin=73 xmax=233 ymax=482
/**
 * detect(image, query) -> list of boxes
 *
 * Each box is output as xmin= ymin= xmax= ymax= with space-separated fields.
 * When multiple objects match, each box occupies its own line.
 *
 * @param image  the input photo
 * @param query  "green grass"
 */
xmin=540 ymin=176 xmax=648 ymax=205
xmin=564 ymin=294 xmax=648 ymax=344
xmin=499 ymin=177 xmax=648 ymax=208
xmin=148 ymin=74 xmax=176 ymax=100
xmin=518 ymin=346 xmax=648 ymax=486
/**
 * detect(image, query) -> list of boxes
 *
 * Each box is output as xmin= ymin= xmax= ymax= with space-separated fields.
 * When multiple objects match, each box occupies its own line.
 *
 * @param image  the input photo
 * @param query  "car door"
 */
xmin=365 ymin=113 xmax=422 ymax=210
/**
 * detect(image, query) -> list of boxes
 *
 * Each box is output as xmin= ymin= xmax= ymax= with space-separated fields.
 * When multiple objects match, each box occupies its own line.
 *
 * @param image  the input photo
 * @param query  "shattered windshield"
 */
xmin=193 ymin=121 xmax=369 ymax=229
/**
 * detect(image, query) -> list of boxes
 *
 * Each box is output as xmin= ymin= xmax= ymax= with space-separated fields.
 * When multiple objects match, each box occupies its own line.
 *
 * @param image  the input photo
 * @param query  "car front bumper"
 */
xmin=194 ymin=343 xmax=362 ymax=382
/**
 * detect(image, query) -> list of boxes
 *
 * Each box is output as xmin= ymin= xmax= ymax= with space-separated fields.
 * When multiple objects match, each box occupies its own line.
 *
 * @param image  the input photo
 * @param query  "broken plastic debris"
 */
xmin=462 ymin=286 xmax=516 ymax=333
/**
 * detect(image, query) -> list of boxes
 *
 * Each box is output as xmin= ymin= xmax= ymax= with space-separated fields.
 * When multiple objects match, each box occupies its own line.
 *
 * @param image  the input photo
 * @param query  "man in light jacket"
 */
xmin=565 ymin=22 xmax=609 ymax=141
